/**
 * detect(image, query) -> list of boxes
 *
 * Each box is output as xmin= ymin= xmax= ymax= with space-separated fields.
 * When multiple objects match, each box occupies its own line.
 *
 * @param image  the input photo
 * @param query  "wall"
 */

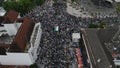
xmin=29 ymin=23 xmax=42 ymax=62
xmin=0 ymin=53 xmax=33 ymax=65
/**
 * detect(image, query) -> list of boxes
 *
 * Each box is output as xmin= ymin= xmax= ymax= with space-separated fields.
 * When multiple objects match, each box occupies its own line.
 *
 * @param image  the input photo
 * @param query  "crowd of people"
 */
xmin=25 ymin=0 xmax=80 ymax=68
xmin=24 ymin=0 xmax=119 ymax=68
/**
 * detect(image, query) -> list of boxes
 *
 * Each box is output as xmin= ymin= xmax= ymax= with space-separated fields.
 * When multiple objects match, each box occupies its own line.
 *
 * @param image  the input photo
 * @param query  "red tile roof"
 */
xmin=0 ymin=10 xmax=35 ymax=52
xmin=9 ymin=18 xmax=35 ymax=52
xmin=3 ymin=10 xmax=19 ymax=24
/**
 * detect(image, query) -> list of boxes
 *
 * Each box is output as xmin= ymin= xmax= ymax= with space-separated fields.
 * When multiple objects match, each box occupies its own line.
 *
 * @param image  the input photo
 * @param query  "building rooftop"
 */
xmin=0 ymin=10 xmax=19 ymax=24
xmin=97 ymin=27 xmax=118 ymax=43
xmin=4 ymin=10 xmax=19 ymax=23
xmin=96 ymin=27 xmax=120 ymax=60
xmin=81 ymin=28 xmax=116 ymax=68
xmin=9 ymin=18 xmax=35 ymax=52
xmin=0 ymin=10 xmax=21 ymax=45
xmin=0 ymin=34 xmax=14 ymax=44
xmin=0 ymin=10 xmax=35 ymax=53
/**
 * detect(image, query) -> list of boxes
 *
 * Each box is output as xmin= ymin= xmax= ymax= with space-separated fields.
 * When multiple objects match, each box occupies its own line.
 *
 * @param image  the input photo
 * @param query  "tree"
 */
xmin=30 ymin=63 xmax=38 ymax=68
xmin=34 ymin=0 xmax=45 ymax=6
xmin=116 ymin=2 xmax=120 ymax=13
xmin=71 ymin=0 xmax=77 ymax=3
xmin=63 ymin=0 xmax=67 ymax=2
xmin=3 ymin=0 xmax=45 ymax=16
xmin=18 ymin=0 xmax=34 ymax=15
xmin=3 ymin=0 xmax=35 ymax=16
xmin=99 ymin=22 xmax=107 ymax=28
xmin=88 ymin=24 xmax=99 ymax=28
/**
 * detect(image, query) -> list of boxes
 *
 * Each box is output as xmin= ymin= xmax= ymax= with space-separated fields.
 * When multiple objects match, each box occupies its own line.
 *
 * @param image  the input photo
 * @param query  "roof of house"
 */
xmin=0 ymin=10 xmax=19 ymax=25
xmin=0 ymin=10 xmax=35 ymax=53
xmin=81 ymin=28 xmax=116 ymax=68
xmin=3 ymin=10 xmax=19 ymax=24
xmin=9 ymin=18 xmax=35 ymax=52
xmin=97 ymin=27 xmax=118 ymax=43
xmin=97 ymin=28 xmax=117 ymax=68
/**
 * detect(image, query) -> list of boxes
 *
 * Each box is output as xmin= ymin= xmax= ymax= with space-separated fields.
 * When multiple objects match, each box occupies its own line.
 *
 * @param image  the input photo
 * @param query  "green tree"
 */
xmin=88 ymin=24 xmax=99 ymax=28
xmin=19 ymin=0 xmax=34 ymax=15
xmin=3 ymin=0 xmax=45 ymax=16
xmin=3 ymin=0 xmax=34 ymax=16
xmin=30 ymin=63 xmax=38 ymax=68
xmin=116 ymin=2 xmax=120 ymax=13
xmin=99 ymin=22 xmax=107 ymax=28
xmin=71 ymin=0 xmax=77 ymax=3
xmin=63 ymin=0 xmax=67 ymax=2
xmin=35 ymin=0 xmax=45 ymax=6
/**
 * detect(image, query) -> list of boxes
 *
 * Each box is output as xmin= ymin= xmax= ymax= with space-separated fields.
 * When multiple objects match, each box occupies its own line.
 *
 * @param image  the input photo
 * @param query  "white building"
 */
xmin=0 ymin=10 xmax=42 ymax=65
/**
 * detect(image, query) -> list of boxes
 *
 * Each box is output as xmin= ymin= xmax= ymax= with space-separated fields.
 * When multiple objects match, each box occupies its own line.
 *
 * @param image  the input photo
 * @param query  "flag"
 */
xmin=54 ymin=26 xmax=59 ymax=31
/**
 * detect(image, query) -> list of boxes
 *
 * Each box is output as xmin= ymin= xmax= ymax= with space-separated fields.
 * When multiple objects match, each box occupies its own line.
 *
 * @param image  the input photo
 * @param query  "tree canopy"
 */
xmin=30 ymin=63 xmax=38 ymax=68
xmin=88 ymin=24 xmax=99 ymax=28
xmin=88 ymin=22 xmax=107 ymax=28
xmin=3 ymin=0 xmax=45 ymax=16
xmin=99 ymin=22 xmax=107 ymax=28
xmin=116 ymin=2 xmax=120 ymax=13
